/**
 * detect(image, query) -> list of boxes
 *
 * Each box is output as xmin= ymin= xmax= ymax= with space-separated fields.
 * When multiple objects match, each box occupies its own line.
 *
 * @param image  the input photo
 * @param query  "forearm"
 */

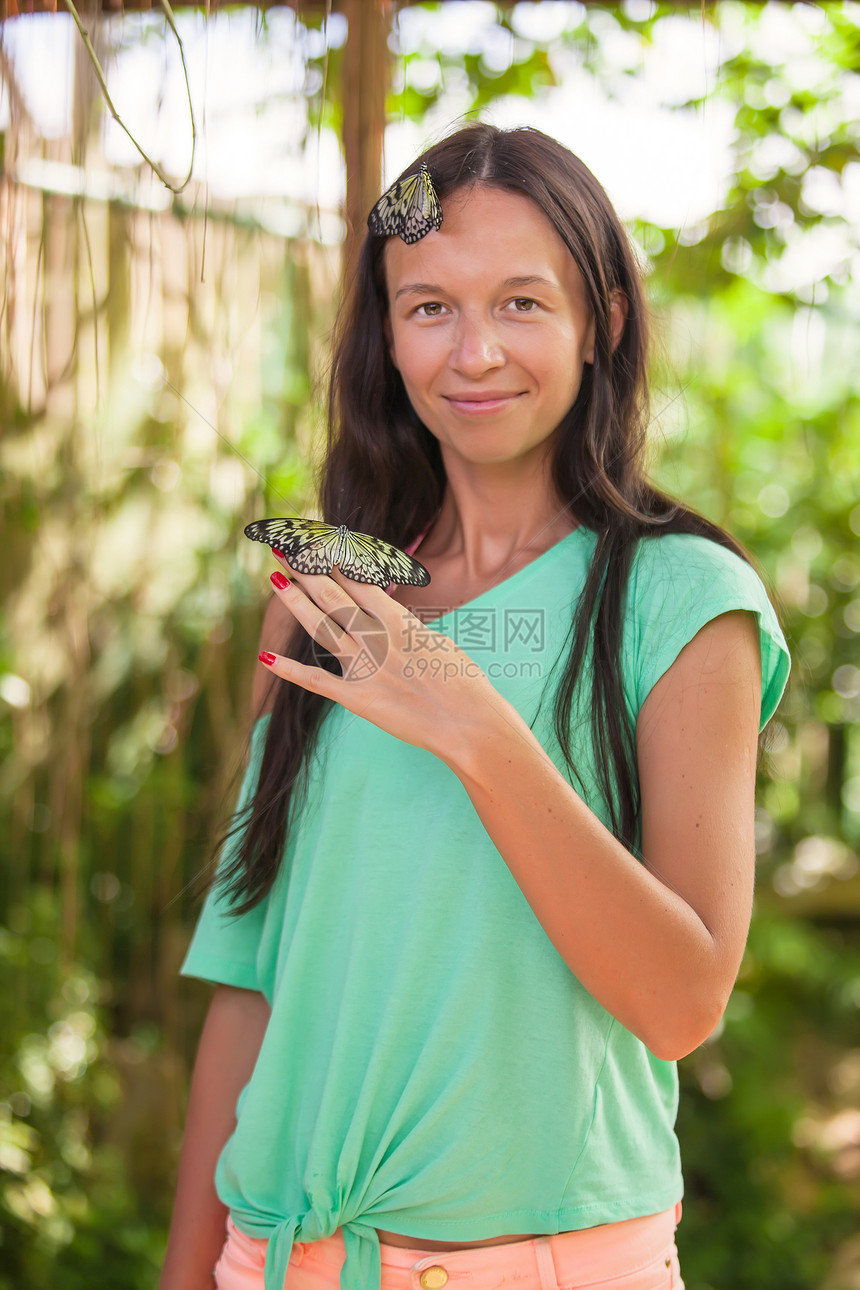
xmin=442 ymin=701 xmax=726 ymax=1060
xmin=159 ymin=986 xmax=271 ymax=1290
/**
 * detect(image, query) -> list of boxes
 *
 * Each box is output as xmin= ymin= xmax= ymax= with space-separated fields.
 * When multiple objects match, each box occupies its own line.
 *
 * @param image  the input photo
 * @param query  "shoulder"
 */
xmin=252 ymin=593 xmax=298 ymax=720
xmin=627 ymin=532 xmax=774 ymax=624
xmin=622 ymin=531 xmax=790 ymax=730
xmin=630 ymin=531 xmax=759 ymax=587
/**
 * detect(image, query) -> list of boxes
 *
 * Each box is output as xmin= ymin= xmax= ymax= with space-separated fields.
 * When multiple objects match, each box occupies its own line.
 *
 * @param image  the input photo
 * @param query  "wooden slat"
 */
xmin=1 ymin=0 xmax=757 ymax=13
xmin=3 ymin=1 xmax=792 ymax=24
xmin=340 ymin=0 xmax=389 ymax=288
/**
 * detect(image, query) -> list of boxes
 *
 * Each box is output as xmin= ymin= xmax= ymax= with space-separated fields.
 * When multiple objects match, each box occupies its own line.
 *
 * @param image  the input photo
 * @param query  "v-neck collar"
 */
xmin=423 ymin=524 xmax=593 ymax=628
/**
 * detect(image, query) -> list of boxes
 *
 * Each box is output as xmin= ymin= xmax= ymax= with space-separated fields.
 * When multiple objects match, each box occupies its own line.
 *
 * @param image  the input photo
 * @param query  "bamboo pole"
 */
xmin=339 ymin=0 xmax=390 ymax=292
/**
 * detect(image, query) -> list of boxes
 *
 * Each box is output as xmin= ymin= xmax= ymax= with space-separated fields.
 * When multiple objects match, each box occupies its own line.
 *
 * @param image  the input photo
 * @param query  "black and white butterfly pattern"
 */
xmin=367 ymin=163 xmax=443 ymax=245
xmin=244 ymin=518 xmax=431 ymax=589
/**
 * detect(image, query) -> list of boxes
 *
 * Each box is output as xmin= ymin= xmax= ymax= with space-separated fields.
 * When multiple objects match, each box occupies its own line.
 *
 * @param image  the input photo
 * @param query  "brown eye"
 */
xmin=418 ymin=302 xmax=444 ymax=316
xmin=513 ymin=298 xmax=537 ymax=312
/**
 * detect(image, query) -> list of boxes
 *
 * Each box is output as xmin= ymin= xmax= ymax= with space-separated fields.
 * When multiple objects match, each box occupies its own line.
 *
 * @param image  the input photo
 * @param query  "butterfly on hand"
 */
xmin=366 ymin=163 xmax=443 ymax=245
xmin=244 ymin=518 xmax=431 ymax=589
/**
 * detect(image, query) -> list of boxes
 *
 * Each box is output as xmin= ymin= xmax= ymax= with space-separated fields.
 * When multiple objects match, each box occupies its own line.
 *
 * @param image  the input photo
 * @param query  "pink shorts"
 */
xmin=213 ymin=1204 xmax=684 ymax=1290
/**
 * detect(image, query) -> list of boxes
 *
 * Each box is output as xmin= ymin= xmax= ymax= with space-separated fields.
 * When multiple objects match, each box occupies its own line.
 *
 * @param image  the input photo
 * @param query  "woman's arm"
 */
xmin=253 ymin=590 xmax=297 ymax=718
xmin=444 ymin=609 xmax=762 ymax=1062
xmin=258 ymin=568 xmax=763 ymax=1061
xmin=159 ymin=985 xmax=271 ymax=1290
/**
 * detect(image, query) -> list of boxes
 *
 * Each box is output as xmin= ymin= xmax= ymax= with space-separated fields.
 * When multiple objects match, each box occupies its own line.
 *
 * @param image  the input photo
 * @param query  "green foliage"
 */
xmin=0 ymin=892 xmax=166 ymax=1288
xmin=677 ymin=914 xmax=860 ymax=1288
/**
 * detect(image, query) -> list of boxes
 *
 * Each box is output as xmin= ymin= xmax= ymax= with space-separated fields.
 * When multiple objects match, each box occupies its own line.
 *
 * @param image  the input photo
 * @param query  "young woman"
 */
xmin=159 ymin=124 xmax=790 ymax=1290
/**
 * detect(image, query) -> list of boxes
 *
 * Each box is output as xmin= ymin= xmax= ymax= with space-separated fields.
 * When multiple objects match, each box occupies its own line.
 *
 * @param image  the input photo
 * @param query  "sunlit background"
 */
xmin=1 ymin=3 xmax=859 ymax=1287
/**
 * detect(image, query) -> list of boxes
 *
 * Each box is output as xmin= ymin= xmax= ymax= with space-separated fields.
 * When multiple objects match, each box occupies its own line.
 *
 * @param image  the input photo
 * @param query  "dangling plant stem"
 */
xmin=314 ymin=0 xmax=333 ymax=243
xmin=61 ymin=0 xmax=197 ymax=194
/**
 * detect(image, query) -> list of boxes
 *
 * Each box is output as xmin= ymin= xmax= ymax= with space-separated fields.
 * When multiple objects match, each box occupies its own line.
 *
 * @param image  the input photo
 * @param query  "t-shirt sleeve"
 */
xmin=179 ymin=715 xmax=272 ymax=990
xmin=625 ymin=534 xmax=790 ymax=731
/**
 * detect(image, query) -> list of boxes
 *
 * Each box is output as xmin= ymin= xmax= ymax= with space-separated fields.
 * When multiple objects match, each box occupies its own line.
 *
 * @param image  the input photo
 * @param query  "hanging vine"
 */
xmin=61 ymin=0 xmax=197 ymax=194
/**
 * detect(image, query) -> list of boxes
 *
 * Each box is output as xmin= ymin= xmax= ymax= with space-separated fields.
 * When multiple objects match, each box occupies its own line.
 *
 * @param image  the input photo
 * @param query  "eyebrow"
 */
xmin=393 ymin=274 xmax=558 ymax=301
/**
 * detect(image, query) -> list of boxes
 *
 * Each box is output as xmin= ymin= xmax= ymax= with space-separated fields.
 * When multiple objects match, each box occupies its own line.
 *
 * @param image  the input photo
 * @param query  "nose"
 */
xmin=449 ymin=311 xmax=504 ymax=377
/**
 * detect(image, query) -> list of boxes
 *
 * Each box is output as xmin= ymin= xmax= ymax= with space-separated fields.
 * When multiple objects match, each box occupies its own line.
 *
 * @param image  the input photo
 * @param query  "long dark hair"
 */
xmin=214 ymin=122 xmax=755 ymax=915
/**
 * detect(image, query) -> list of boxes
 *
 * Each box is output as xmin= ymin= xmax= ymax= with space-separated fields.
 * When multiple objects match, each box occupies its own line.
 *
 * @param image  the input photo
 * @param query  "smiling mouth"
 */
xmin=444 ymin=392 xmax=525 ymax=412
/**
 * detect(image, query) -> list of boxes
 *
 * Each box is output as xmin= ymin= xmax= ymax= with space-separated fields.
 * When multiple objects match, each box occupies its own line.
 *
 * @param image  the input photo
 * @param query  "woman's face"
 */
xmin=383 ymin=185 xmax=598 ymax=474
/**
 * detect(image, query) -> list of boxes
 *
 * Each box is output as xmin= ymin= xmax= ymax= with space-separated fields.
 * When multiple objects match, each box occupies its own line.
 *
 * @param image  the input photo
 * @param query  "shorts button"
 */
xmin=419 ymin=1267 xmax=448 ymax=1289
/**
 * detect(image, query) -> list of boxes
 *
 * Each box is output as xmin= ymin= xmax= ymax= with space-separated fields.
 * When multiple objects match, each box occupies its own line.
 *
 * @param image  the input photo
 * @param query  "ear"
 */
xmin=583 ymin=290 xmax=628 ymax=365
xmin=609 ymin=289 xmax=628 ymax=354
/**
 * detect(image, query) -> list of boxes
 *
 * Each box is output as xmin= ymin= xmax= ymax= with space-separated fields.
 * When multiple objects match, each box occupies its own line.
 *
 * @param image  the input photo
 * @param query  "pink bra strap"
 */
xmin=403 ymin=523 xmax=431 ymax=557
xmin=386 ymin=522 xmax=432 ymax=596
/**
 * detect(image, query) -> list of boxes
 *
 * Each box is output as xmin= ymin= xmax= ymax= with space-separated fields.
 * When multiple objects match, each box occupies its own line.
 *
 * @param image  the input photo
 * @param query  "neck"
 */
xmin=425 ymin=450 xmax=577 ymax=578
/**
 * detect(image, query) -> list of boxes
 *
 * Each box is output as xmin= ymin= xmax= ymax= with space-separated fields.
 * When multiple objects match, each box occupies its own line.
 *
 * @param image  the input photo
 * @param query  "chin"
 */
xmin=443 ymin=437 xmax=552 ymax=469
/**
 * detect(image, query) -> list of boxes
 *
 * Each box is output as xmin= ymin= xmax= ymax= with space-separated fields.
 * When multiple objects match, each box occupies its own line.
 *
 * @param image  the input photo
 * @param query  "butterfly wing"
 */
xmin=367 ymin=164 xmax=442 ymax=245
xmin=367 ymin=172 xmax=419 ymax=240
xmin=402 ymin=164 xmax=443 ymax=245
xmin=244 ymin=518 xmax=431 ymax=588
xmin=366 ymin=176 xmax=408 ymax=239
xmin=244 ymin=518 xmax=341 ymax=575
xmin=337 ymin=530 xmax=431 ymax=588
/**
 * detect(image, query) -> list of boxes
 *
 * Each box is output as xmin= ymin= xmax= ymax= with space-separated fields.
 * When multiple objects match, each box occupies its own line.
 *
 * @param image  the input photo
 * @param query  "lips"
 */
xmin=444 ymin=390 xmax=525 ymax=414
xmin=445 ymin=390 xmax=522 ymax=401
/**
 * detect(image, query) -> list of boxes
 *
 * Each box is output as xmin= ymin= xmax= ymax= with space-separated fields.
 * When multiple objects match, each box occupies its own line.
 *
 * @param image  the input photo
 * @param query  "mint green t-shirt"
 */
xmin=181 ymin=528 xmax=790 ymax=1290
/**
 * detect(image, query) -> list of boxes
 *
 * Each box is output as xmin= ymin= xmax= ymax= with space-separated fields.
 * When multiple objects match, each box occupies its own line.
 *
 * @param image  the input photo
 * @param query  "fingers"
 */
xmin=271 ymin=547 xmax=390 ymax=623
xmin=262 ymin=553 xmax=387 ymax=703
xmin=257 ymin=649 xmax=346 ymax=704
xmin=268 ymin=566 xmax=350 ymax=656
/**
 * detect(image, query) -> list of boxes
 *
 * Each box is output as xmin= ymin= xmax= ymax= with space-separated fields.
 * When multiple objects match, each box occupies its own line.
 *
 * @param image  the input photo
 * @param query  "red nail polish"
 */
xmin=270 ymin=571 xmax=290 ymax=590
xmin=258 ymin=652 xmax=276 ymax=665
xmin=271 ymin=547 xmax=286 ymax=560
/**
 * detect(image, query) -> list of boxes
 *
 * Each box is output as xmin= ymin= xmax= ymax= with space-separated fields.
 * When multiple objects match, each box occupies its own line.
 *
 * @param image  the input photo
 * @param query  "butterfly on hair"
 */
xmin=367 ymin=163 xmax=443 ymax=245
xmin=244 ymin=518 xmax=431 ymax=589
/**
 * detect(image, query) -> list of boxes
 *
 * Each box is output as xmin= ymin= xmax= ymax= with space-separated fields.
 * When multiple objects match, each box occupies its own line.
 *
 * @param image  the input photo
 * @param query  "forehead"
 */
xmin=382 ymin=184 xmax=585 ymax=299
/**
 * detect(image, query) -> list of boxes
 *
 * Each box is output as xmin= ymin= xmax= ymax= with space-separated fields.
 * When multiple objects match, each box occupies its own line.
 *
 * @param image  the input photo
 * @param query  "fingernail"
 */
xmin=270 ymin=571 xmax=290 ymax=590
xmin=258 ymin=652 xmax=277 ymax=666
xmin=271 ymin=547 xmax=286 ymax=560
